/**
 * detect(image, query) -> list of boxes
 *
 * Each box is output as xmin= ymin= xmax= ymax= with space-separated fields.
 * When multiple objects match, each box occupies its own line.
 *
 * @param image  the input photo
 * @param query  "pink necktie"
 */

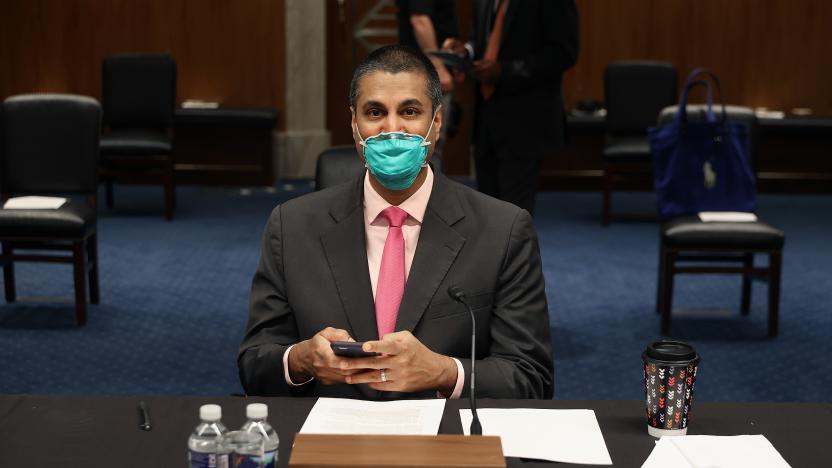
xmin=375 ymin=206 xmax=409 ymax=338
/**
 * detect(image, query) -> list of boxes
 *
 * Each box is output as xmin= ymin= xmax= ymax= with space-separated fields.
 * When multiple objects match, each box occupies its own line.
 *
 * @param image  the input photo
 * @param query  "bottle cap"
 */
xmin=246 ymin=403 xmax=268 ymax=419
xmin=200 ymin=404 xmax=222 ymax=422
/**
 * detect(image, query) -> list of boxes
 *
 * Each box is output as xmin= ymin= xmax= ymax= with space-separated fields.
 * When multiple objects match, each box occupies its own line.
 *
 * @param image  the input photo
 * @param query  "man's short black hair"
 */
xmin=349 ymin=44 xmax=442 ymax=114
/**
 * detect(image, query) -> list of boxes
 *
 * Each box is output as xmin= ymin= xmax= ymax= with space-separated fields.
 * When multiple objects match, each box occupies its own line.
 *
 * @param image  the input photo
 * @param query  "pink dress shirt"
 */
xmin=283 ymin=166 xmax=464 ymax=398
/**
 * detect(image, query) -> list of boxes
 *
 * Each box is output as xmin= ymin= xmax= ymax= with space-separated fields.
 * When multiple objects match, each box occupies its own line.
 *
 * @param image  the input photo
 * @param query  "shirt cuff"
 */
xmin=437 ymin=358 xmax=465 ymax=399
xmin=283 ymin=344 xmax=314 ymax=386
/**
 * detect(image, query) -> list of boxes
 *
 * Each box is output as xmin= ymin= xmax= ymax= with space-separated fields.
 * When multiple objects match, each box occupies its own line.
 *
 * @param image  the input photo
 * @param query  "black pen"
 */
xmin=137 ymin=401 xmax=152 ymax=431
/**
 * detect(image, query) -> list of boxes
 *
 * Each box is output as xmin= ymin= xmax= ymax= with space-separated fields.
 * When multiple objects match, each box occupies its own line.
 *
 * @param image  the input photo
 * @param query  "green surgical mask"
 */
xmin=355 ymin=110 xmax=438 ymax=191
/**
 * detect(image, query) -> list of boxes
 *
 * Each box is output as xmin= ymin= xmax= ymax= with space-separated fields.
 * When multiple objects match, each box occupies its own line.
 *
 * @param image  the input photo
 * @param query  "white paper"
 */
xmin=698 ymin=212 xmax=758 ymax=222
xmin=460 ymin=408 xmax=612 ymax=465
xmin=299 ymin=397 xmax=445 ymax=435
xmin=641 ymin=437 xmax=688 ymax=468
xmin=642 ymin=435 xmax=791 ymax=468
xmin=3 ymin=196 xmax=67 ymax=209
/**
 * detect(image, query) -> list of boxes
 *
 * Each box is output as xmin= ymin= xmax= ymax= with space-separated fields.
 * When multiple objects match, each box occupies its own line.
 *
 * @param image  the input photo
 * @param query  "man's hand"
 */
xmin=472 ymin=59 xmax=502 ymax=84
xmin=441 ymin=38 xmax=469 ymax=84
xmin=341 ymin=331 xmax=458 ymax=395
xmin=431 ymin=58 xmax=454 ymax=93
xmin=441 ymin=37 xmax=467 ymax=57
xmin=288 ymin=327 xmax=362 ymax=385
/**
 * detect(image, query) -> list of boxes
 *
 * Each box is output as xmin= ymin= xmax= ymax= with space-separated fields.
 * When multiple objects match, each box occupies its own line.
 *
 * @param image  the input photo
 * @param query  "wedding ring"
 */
xmin=380 ymin=369 xmax=387 ymax=383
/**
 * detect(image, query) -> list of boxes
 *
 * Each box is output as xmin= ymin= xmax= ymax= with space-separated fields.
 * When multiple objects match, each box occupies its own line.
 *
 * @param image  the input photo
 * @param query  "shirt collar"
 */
xmin=364 ymin=166 xmax=434 ymax=225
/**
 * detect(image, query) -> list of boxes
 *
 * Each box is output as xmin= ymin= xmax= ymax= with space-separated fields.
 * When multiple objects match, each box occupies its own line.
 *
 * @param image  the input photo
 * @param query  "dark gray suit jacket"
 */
xmin=238 ymin=171 xmax=553 ymax=399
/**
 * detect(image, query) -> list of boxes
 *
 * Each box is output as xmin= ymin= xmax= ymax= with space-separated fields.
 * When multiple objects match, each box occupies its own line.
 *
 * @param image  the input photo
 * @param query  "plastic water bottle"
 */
xmin=240 ymin=403 xmax=279 ymax=468
xmin=188 ymin=404 xmax=229 ymax=468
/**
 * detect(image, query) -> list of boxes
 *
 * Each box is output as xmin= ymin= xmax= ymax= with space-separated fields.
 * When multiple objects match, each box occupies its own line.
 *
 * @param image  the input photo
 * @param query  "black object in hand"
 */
xmin=428 ymin=50 xmax=472 ymax=71
xmin=330 ymin=341 xmax=380 ymax=358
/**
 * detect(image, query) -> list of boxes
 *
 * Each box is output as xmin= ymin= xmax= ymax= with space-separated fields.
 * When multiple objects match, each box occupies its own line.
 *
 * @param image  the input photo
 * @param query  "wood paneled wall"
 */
xmin=323 ymin=0 xmax=831 ymax=177
xmin=2 ymin=1 xmax=829 ymax=156
xmin=0 ymin=0 xmax=286 ymax=129
xmin=566 ymin=0 xmax=832 ymax=114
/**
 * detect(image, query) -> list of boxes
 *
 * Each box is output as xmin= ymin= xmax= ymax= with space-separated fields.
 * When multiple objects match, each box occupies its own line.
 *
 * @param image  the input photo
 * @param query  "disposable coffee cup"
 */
xmin=642 ymin=340 xmax=700 ymax=438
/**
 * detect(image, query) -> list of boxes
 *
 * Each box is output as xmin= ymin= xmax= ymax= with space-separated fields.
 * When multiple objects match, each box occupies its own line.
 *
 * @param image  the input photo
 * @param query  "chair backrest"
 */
xmin=316 ymin=146 xmax=364 ymax=190
xmin=1 ymin=94 xmax=101 ymax=195
xmin=657 ymin=105 xmax=759 ymax=170
xmin=605 ymin=61 xmax=678 ymax=135
xmin=102 ymin=53 xmax=176 ymax=129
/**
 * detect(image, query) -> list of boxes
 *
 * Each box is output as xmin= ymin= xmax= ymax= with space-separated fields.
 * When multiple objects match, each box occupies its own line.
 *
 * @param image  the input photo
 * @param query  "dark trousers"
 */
xmin=474 ymin=117 xmax=543 ymax=215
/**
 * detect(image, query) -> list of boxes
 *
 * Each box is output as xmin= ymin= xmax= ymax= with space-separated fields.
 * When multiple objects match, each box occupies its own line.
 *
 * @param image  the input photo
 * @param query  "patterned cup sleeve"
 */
xmin=643 ymin=361 xmax=698 ymax=430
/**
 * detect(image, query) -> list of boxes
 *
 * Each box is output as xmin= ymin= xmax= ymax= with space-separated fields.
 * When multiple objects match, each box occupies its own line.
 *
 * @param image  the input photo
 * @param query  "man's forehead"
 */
xmin=356 ymin=70 xmax=429 ymax=106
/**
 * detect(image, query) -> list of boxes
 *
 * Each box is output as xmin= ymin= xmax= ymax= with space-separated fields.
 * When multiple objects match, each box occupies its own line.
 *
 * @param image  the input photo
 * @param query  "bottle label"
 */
xmin=231 ymin=449 xmax=276 ymax=468
xmin=263 ymin=449 xmax=277 ymax=468
xmin=225 ymin=449 xmax=276 ymax=468
xmin=233 ymin=454 xmax=261 ymax=468
xmin=189 ymin=451 xmax=229 ymax=468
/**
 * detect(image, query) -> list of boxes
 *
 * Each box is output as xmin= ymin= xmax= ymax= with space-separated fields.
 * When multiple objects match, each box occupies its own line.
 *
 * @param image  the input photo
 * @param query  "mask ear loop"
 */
xmin=354 ymin=123 xmax=368 ymax=149
xmin=420 ymin=105 xmax=442 ymax=148
xmin=418 ymin=105 xmax=441 ymax=168
xmin=353 ymin=122 xmax=372 ymax=170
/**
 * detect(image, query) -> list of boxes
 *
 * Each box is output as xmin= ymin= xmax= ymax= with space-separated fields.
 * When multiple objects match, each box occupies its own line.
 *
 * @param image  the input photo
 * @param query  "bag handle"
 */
xmin=676 ymin=68 xmax=727 ymax=125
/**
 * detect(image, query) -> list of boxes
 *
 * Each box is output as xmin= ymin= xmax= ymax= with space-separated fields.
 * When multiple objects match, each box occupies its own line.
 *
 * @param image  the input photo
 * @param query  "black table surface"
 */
xmin=0 ymin=395 xmax=828 ymax=467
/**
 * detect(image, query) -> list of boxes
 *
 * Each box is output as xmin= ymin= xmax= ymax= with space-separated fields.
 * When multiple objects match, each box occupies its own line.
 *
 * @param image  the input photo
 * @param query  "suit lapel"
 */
xmin=320 ymin=177 xmax=378 ymax=342
xmin=395 ymin=172 xmax=466 ymax=333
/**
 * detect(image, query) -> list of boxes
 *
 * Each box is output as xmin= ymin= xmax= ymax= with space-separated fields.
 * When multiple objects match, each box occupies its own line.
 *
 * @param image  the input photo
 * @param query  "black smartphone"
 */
xmin=330 ymin=341 xmax=380 ymax=358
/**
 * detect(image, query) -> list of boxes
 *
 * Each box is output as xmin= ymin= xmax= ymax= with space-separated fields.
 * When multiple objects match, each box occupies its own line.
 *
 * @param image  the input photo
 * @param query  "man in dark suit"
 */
xmin=238 ymin=45 xmax=552 ymax=400
xmin=444 ymin=0 xmax=579 ymax=214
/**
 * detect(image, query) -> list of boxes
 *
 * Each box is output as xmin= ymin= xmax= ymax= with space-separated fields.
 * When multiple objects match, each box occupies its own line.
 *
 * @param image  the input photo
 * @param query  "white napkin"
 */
xmin=698 ymin=212 xmax=758 ymax=222
xmin=3 ymin=196 xmax=67 ymax=209
xmin=642 ymin=435 xmax=791 ymax=468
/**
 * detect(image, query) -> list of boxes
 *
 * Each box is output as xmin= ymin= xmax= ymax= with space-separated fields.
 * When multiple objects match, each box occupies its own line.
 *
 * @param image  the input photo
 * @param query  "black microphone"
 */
xmin=448 ymin=285 xmax=482 ymax=436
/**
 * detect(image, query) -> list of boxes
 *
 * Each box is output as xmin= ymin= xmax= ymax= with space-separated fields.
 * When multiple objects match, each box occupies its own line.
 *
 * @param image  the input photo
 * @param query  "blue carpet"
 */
xmin=0 ymin=184 xmax=830 ymax=402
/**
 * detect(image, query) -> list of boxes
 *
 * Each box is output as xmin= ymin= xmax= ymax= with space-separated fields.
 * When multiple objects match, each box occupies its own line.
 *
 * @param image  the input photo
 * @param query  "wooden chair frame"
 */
xmin=656 ymin=245 xmax=782 ymax=337
xmin=0 ymin=195 xmax=100 ymax=326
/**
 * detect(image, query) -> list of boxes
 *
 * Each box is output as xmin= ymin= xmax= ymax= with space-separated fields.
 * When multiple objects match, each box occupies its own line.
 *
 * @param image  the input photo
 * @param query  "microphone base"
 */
xmin=470 ymin=418 xmax=483 ymax=436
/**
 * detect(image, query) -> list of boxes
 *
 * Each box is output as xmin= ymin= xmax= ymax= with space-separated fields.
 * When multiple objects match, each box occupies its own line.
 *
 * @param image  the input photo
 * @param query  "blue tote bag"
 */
xmin=648 ymin=69 xmax=756 ymax=220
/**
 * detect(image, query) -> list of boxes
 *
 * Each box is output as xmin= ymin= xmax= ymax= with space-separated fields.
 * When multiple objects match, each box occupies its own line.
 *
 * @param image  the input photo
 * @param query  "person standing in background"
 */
xmin=397 ymin=0 xmax=459 ymax=164
xmin=444 ymin=0 xmax=579 ymax=215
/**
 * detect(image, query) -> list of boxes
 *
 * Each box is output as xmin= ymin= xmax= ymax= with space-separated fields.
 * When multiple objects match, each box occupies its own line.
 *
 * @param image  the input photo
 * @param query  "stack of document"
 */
xmin=642 ymin=435 xmax=791 ymax=468
xmin=3 ymin=196 xmax=67 ymax=209
xmin=299 ymin=400 xmax=614 ymax=465
xmin=300 ymin=398 xmax=446 ymax=435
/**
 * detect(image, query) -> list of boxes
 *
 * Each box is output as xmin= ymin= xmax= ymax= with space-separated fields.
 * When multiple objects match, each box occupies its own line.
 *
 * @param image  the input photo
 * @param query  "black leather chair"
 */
xmin=100 ymin=53 xmax=176 ymax=220
xmin=654 ymin=105 xmax=785 ymax=337
xmin=602 ymin=61 xmax=678 ymax=226
xmin=315 ymin=146 xmax=363 ymax=190
xmin=0 ymin=94 xmax=101 ymax=326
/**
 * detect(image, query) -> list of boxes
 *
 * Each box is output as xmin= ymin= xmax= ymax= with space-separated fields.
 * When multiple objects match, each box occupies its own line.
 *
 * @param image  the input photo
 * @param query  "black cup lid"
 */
xmin=643 ymin=340 xmax=699 ymax=363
